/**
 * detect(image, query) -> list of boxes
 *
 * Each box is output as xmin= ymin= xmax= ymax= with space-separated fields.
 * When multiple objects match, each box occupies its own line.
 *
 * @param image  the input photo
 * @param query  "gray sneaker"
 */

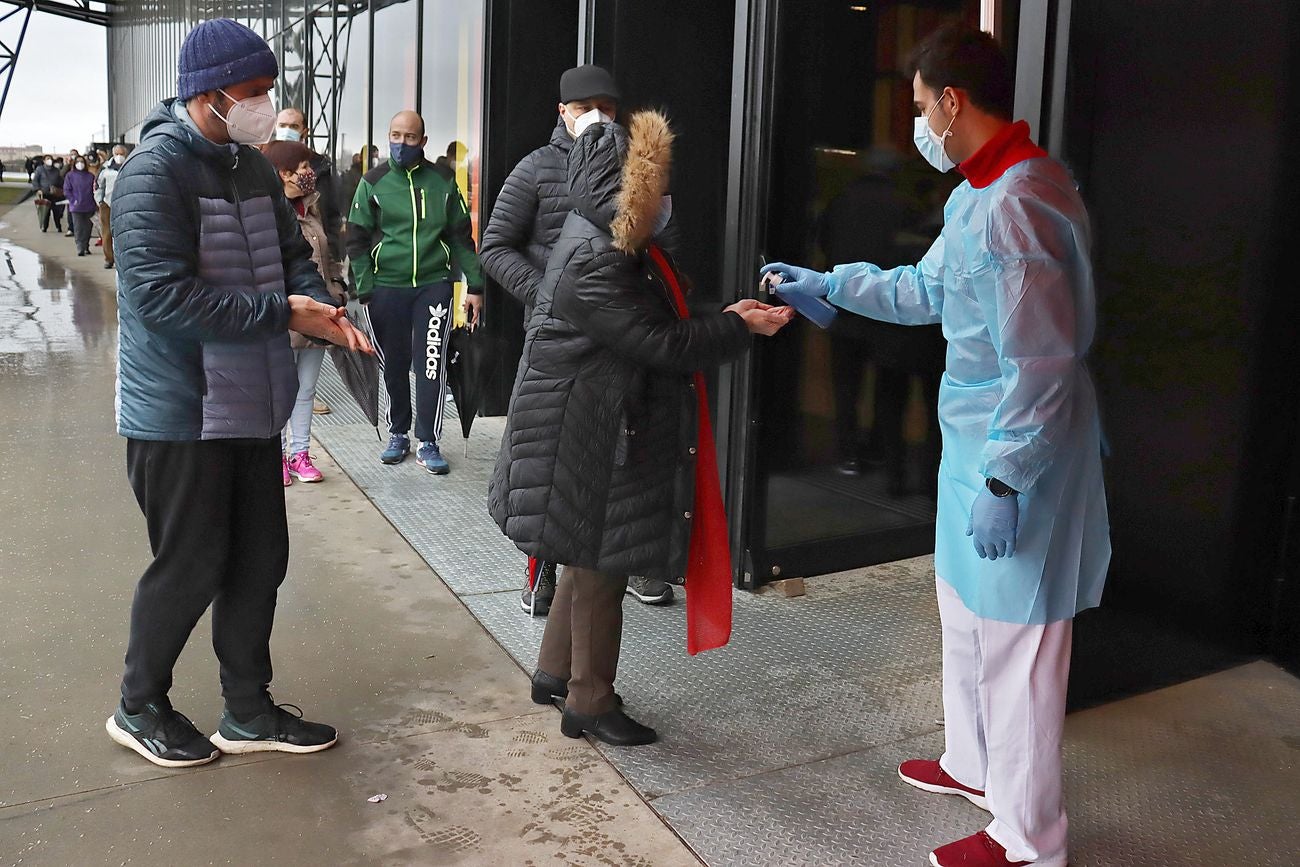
xmin=626 ymin=575 xmax=675 ymax=605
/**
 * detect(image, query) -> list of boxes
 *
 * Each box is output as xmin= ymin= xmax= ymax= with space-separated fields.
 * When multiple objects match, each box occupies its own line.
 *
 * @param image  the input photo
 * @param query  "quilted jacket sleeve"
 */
xmin=554 ymin=242 xmax=751 ymax=373
xmin=112 ymin=148 xmax=290 ymax=343
xmin=479 ymin=155 xmax=543 ymax=307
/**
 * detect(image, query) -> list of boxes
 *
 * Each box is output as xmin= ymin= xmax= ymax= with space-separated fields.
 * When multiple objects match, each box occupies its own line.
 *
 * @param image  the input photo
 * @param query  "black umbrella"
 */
xmin=446 ymin=321 xmax=503 ymax=456
xmin=327 ymin=301 xmax=382 ymax=436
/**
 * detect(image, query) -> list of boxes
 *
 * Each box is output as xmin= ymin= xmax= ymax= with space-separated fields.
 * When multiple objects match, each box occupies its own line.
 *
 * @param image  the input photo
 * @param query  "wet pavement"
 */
xmin=0 ymin=207 xmax=699 ymax=865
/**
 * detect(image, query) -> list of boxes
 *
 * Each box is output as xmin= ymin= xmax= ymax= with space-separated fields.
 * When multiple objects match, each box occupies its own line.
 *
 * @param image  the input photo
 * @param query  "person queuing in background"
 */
xmin=61 ymin=155 xmax=97 ymax=256
xmin=273 ymin=108 xmax=341 ymax=258
xmin=262 ymin=139 xmax=347 ymax=486
xmin=32 ymin=155 xmax=64 ymax=233
xmin=346 ymin=110 xmax=485 ymax=475
xmin=763 ymin=24 xmax=1110 ymax=867
xmin=274 ymin=106 xmax=342 ymax=416
xmin=95 ymin=145 xmax=128 ymax=270
xmin=489 ymin=112 xmax=794 ymax=747
xmin=108 ymin=18 xmax=371 ymax=770
xmin=59 ymin=150 xmax=79 ymax=237
xmin=481 ymin=64 xmax=681 ymax=616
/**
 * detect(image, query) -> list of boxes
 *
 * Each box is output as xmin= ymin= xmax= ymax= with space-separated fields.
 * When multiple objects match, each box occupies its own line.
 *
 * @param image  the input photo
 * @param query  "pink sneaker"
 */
xmin=287 ymin=451 xmax=324 ymax=483
xmin=282 ymin=455 xmax=293 ymax=487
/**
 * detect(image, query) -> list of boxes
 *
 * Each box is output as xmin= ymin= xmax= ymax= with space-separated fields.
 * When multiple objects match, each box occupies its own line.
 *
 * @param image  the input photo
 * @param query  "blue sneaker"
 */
xmin=417 ymin=441 xmax=450 ymax=475
xmin=380 ymin=433 xmax=410 ymax=464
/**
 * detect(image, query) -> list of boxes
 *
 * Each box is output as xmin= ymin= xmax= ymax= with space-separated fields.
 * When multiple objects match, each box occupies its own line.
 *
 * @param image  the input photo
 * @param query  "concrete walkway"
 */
xmin=0 ymin=207 xmax=699 ymax=865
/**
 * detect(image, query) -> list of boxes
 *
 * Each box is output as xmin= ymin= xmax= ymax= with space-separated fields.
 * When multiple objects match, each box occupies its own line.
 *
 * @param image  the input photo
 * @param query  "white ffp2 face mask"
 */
xmin=652 ymin=195 xmax=673 ymax=237
xmin=574 ymin=108 xmax=614 ymax=138
xmin=210 ymin=90 xmax=278 ymax=145
xmin=913 ymin=99 xmax=957 ymax=173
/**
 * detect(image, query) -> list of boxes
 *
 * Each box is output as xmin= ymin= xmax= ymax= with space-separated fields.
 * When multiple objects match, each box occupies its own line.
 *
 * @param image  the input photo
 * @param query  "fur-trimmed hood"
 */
xmin=566 ymin=110 xmax=674 ymax=253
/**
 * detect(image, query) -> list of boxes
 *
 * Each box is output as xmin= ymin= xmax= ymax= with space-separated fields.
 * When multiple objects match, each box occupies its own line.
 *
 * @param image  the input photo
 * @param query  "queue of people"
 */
xmin=30 ymin=146 xmax=128 ymax=268
xmin=100 ymin=16 xmax=1108 ymax=867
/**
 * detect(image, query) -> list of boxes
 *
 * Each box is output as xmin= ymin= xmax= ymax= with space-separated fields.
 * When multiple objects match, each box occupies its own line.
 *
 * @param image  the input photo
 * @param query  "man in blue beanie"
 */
xmin=107 ymin=18 xmax=372 ymax=768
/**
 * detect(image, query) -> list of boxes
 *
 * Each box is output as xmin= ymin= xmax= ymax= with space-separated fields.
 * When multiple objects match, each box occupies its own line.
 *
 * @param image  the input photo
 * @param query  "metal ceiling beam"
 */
xmin=0 ymin=2 xmax=33 ymax=126
xmin=0 ymin=1 xmax=120 ymax=27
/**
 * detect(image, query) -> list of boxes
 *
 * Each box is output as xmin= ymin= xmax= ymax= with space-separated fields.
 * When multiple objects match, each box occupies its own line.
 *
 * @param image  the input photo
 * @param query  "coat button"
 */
xmin=688 ymin=447 xmax=697 ymax=455
xmin=684 ymin=511 xmax=693 ymax=519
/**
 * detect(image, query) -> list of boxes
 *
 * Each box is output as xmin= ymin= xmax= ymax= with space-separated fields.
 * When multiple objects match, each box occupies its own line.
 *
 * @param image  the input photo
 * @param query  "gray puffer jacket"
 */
xmin=488 ymin=113 xmax=750 ymax=581
xmin=113 ymin=99 xmax=336 ymax=441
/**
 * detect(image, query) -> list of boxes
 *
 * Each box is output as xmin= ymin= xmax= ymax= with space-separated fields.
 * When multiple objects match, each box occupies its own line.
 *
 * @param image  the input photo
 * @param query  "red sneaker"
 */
xmin=898 ymin=759 xmax=989 ymax=810
xmin=930 ymin=831 xmax=1030 ymax=867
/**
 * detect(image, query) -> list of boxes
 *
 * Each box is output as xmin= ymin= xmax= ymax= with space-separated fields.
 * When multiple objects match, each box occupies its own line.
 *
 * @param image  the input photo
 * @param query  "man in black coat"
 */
xmin=481 ymin=64 xmax=680 ymax=616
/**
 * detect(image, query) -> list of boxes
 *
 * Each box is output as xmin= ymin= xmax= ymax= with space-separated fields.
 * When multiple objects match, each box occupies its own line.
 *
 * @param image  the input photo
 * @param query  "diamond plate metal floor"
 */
xmin=310 ymin=355 xmax=1300 ymax=867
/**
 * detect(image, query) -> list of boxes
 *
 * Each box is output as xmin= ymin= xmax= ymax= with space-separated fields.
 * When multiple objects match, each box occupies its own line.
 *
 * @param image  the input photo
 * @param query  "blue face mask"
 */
xmin=390 ymin=141 xmax=423 ymax=168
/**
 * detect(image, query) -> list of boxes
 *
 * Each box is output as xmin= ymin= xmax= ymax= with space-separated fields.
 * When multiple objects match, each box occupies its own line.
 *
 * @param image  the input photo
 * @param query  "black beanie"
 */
xmin=560 ymin=65 xmax=620 ymax=103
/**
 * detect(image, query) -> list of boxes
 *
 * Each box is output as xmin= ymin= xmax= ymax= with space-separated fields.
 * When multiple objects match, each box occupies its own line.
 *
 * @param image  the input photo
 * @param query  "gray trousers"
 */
xmin=70 ymin=210 xmax=93 ymax=254
xmin=537 ymin=566 xmax=628 ymax=715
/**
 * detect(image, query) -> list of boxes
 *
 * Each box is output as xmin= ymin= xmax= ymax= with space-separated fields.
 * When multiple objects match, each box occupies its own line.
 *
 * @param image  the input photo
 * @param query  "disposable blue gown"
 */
xmin=827 ymin=157 xmax=1110 ymax=624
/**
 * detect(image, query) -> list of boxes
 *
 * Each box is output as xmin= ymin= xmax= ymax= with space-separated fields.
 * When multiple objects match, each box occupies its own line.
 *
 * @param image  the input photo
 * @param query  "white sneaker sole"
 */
xmin=210 ymin=731 xmax=338 ymax=755
xmin=105 ymin=716 xmax=219 ymax=769
xmin=898 ymin=767 xmax=990 ymax=811
xmin=626 ymin=587 xmax=674 ymax=605
xmin=288 ymin=471 xmax=324 ymax=483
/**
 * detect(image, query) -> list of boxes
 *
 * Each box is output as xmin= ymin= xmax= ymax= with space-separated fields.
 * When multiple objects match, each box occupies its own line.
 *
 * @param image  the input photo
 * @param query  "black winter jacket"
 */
xmin=481 ymin=117 xmax=683 ymax=316
xmin=479 ymin=119 xmax=574 ymax=313
xmin=488 ymin=114 xmax=750 ymax=580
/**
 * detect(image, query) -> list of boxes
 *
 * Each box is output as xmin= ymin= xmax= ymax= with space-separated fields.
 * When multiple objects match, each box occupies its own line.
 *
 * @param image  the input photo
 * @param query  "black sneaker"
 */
xmin=210 ymin=701 xmax=338 ymax=755
xmin=105 ymin=700 xmax=220 ymax=768
xmin=521 ymin=561 xmax=557 ymax=616
xmin=627 ymin=575 xmax=675 ymax=605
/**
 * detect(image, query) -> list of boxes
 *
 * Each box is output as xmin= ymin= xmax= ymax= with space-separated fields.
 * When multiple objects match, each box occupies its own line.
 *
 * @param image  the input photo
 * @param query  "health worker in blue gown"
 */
xmin=763 ymin=24 xmax=1109 ymax=867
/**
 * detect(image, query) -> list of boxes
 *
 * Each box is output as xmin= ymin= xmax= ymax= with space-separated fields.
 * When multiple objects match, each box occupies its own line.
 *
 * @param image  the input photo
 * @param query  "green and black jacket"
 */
xmin=345 ymin=157 xmax=485 ymax=300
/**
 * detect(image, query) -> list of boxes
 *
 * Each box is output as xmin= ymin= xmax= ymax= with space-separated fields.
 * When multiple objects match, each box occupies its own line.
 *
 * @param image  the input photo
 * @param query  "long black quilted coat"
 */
xmin=488 ymin=121 xmax=750 ymax=581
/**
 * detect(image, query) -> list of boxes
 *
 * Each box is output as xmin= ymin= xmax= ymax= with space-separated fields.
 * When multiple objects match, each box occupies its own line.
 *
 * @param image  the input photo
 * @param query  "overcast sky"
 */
xmin=0 ymin=12 xmax=108 ymax=153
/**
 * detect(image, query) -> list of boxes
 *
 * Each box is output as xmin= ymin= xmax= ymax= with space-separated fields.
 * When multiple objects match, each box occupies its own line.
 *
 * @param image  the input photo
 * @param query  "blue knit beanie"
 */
xmin=177 ymin=18 xmax=278 ymax=100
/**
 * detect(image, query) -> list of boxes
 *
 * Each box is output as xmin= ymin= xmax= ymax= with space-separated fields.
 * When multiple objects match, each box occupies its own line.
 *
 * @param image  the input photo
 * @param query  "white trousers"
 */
xmin=935 ymin=577 xmax=1072 ymax=866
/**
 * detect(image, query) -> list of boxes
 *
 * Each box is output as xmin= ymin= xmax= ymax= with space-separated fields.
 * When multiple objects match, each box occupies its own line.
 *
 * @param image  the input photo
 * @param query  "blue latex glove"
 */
xmin=966 ymin=487 xmax=1019 ymax=561
xmin=759 ymin=262 xmax=831 ymax=298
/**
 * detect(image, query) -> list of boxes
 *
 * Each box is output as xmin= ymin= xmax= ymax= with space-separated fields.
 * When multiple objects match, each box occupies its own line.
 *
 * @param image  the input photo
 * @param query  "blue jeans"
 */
xmin=282 ymin=347 xmax=326 ymax=455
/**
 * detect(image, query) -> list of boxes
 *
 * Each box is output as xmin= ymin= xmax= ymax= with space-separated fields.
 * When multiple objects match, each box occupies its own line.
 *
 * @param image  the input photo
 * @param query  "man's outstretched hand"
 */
xmin=287 ymin=295 xmax=374 ymax=354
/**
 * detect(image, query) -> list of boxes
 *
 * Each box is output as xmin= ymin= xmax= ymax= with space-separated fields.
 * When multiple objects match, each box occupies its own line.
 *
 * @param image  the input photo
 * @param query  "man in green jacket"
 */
xmin=347 ymin=110 xmax=485 ymax=473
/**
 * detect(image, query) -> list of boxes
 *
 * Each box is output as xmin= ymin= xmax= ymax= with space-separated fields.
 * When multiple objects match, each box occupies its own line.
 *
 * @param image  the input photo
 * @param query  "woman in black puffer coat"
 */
xmin=488 ymin=111 xmax=792 ymax=745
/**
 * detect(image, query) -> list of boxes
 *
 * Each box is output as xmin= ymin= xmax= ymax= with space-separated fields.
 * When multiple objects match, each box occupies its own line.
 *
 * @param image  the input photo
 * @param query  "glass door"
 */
xmin=739 ymin=0 xmax=985 ymax=585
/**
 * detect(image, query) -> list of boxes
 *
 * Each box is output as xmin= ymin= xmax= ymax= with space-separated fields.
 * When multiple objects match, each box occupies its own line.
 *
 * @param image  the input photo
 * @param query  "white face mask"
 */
xmin=913 ymin=96 xmax=957 ymax=173
xmin=573 ymin=108 xmax=614 ymax=138
xmin=209 ymin=89 xmax=278 ymax=145
xmin=274 ymin=126 xmax=302 ymax=142
xmin=44 ymin=158 xmax=53 ymax=167
xmin=112 ymin=154 xmax=126 ymax=166
xmin=652 ymin=195 xmax=673 ymax=237
xmin=75 ymin=162 xmax=86 ymax=171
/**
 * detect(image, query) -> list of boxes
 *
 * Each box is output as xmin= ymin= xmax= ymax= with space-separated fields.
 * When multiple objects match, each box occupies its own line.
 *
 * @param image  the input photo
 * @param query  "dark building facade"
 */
xmin=106 ymin=0 xmax=1300 ymax=698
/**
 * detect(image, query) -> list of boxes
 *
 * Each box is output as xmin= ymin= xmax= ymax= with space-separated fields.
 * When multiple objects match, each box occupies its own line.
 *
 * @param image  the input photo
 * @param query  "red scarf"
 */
xmin=647 ymin=244 xmax=733 ymax=655
xmin=958 ymin=120 xmax=1047 ymax=189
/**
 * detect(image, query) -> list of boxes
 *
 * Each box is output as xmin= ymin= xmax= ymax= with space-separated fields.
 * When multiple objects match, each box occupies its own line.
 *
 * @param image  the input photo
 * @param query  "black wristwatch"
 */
xmin=986 ymin=477 xmax=1018 ymax=498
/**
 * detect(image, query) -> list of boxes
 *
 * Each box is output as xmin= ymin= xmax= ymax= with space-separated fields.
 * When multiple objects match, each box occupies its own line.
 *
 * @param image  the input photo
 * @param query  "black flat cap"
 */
xmin=560 ymin=65 xmax=621 ymax=103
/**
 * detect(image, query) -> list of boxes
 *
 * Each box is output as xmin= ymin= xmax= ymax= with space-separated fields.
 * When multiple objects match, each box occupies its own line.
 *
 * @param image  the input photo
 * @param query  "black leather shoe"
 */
xmin=531 ymin=669 xmax=568 ymax=704
xmin=532 ymin=670 xmax=622 ymax=706
xmin=560 ymin=707 xmax=656 ymax=746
